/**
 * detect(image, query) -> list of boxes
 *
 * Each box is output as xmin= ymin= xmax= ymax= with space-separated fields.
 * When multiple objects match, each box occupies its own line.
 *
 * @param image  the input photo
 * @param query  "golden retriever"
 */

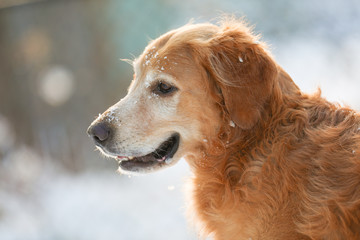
xmin=87 ymin=18 xmax=360 ymax=239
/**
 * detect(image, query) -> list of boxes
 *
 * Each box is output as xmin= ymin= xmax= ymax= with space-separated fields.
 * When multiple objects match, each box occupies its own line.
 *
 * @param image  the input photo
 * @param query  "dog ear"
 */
xmin=205 ymin=30 xmax=278 ymax=129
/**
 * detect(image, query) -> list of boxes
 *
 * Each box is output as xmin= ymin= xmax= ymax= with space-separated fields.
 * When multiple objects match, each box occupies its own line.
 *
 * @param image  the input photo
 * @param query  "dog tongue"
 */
xmin=157 ymin=156 xmax=166 ymax=162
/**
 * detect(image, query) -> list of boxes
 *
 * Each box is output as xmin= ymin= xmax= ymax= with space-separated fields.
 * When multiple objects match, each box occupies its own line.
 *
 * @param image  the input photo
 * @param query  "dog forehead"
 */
xmin=131 ymin=42 xmax=205 ymax=93
xmin=139 ymin=45 xmax=169 ymax=69
xmin=132 ymin=50 xmax=180 ymax=86
xmin=136 ymin=41 xmax=191 ymax=74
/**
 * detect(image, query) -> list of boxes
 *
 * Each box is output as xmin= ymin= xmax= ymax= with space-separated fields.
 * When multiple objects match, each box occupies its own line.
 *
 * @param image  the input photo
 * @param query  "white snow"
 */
xmin=145 ymin=74 xmax=152 ymax=88
xmin=105 ymin=107 xmax=119 ymax=123
xmin=151 ymin=92 xmax=159 ymax=98
xmin=0 ymin=160 xmax=197 ymax=240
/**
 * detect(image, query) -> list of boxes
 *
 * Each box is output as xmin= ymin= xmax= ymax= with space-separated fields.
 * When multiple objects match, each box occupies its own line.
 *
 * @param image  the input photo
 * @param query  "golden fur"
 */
xmin=150 ymin=20 xmax=360 ymax=239
xmin=89 ymin=18 xmax=360 ymax=239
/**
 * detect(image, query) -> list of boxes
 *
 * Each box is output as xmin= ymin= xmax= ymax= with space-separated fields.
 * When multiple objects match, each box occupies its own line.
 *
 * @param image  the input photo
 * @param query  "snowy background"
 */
xmin=0 ymin=0 xmax=360 ymax=239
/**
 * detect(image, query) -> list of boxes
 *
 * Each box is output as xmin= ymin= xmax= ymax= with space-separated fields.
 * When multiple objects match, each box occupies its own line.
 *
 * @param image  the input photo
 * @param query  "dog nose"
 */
xmin=87 ymin=122 xmax=111 ymax=144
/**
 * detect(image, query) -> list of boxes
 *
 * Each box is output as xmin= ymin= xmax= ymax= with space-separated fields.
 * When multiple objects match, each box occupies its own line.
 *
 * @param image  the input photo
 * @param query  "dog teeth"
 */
xmin=117 ymin=156 xmax=135 ymax=161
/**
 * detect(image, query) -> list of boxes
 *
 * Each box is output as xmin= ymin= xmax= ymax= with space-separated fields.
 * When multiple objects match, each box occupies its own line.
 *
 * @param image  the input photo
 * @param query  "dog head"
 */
xmin=87 ymin=20 xmax=278 ymax=174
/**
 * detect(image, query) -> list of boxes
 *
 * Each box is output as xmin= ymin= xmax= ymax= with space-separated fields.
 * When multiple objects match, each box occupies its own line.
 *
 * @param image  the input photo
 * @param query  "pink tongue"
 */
xmin=157 ymin=156 xmax=166 ymax=162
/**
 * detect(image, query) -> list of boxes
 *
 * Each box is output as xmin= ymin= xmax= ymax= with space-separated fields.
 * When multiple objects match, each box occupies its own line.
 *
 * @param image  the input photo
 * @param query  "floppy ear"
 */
xmin=205 ymin=30 xmax=278 ymax=129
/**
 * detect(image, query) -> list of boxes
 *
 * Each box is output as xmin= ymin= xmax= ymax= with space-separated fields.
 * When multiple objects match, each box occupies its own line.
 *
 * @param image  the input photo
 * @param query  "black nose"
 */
xmin=87 ymin=122 xmax=111 ymax=144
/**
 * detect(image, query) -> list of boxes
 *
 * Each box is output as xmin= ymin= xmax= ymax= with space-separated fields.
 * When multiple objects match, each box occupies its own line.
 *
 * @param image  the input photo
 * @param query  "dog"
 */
xmin=87 ymin=18 xmax=360 ymax=239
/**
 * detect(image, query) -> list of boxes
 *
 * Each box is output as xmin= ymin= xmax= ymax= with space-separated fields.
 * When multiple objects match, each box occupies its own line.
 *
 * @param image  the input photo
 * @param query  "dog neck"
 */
xmin=184 ymin=68 xmax=307 ymax=238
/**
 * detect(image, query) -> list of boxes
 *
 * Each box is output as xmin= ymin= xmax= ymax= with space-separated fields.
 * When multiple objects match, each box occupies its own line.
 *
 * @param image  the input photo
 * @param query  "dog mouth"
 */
xmin=117 ymin=133 xmax=180 ymax=172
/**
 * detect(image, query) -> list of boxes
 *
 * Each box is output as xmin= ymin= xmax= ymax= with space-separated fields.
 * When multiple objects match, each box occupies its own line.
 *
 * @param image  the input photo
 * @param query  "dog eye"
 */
xmin=155 ymin=82 xmax=177 ymax=95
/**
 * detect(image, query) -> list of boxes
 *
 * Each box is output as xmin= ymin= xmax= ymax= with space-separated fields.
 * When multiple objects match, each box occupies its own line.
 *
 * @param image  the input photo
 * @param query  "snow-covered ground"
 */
xmin=0 ymin=156 xmax=198 ymax=240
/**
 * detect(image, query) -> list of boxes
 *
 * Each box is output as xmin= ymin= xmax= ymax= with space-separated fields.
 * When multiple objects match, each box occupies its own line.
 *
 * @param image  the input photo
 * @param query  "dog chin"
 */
xmin=110 ymin=133 xmax=181 ymax=174
xmin=117 ymin=155 xmax=181 ymax=175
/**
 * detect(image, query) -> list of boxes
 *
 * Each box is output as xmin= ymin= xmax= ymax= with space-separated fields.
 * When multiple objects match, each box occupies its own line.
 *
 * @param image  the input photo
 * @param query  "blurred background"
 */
xmin=0 ymin=0 xmax=359 ymax=239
